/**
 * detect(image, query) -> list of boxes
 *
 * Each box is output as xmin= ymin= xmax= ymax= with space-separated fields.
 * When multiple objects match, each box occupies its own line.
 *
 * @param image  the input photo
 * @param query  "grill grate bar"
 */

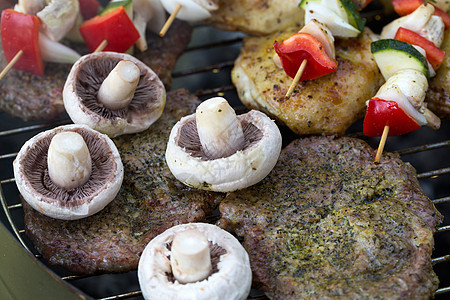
xmin=185 ymin=37 xmax=243 ymax=52
xmin=99 ymin=291 xmax=142 ymax=300
xmin=0 ymin=119 xmax=70 ymax=137
xmin=7 ymin=203 xmax=21 ymax=210
xmin=195 ymin=84 xmax=236 ymax=98
xmin=0 ymin=152 xmax=17 ymax=160
xmin=417 ymin=167 xmax=450 ymax=179
xmin=433 ymin=196 xmax=450 ymax=205
xmin=394 ymin=140 xmax=450 ymax=156
xmin=436 ymin=286 xmax=450 ymax=295
xmin=436 ymin=225 xmax=450 ymax=234
xmin=0 ymin=178 xmax=15 ymax=185
xmin=172 ymin=60 xmax=234 ymax=77
xmin=432 ymin=255 xmax=450 ymax=265
xmin=0 ymin=186 xmax=31 ymax=253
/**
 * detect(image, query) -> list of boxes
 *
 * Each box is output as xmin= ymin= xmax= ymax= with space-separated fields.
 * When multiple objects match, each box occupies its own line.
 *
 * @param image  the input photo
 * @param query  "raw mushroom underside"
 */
xmin=166 ymin=109 xmax=282 ymax=192
xmin=176 ymin=117 xmax=263 ymax=160
xmin=18 ymin=127 xmax=117 ymax=207
xmin=75 ymin=57 xmax=161 ymax=121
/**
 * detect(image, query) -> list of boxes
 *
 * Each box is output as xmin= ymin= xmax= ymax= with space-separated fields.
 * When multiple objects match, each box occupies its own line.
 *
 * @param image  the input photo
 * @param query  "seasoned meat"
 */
xmin=426 ymin=29 xmax=450 ymax=119
xmin=232 ymin=27 xmax=384 ymax=136
xmin=218 ymin=136 xmax=442 ymax=299
xmin=22 ymin=89 xmax=225 ymax=275
xmin=0 ymin=20 xmax=191 ymax=121
xmin=205 ymin=0 xmax=304 ymax=35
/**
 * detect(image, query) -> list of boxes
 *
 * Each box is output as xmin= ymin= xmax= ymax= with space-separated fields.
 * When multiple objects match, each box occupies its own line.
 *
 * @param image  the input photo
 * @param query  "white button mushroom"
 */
xmin=63 ymin=52 xmax=166 ymax=138
xmin=13 ymin=124 xmax=124 ymax=220
xmin=138 ymin=223 xmax=252 ymax=300
xmin=165 ymin=97 xmax=282 ymax=192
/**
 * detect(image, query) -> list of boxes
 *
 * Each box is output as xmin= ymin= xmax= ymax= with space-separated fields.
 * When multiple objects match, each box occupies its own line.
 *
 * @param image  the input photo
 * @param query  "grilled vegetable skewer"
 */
xmin=363 ymin=3 xmax=446 ymax=162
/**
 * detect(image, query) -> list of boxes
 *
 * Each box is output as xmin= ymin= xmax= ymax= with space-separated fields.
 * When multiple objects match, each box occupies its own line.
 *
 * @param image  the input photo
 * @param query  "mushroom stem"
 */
xmin=97 ymin=60 xmax=140 ymax=110
xmin=47 ymin=131 xmax=92 ymax=190
xmin=170 ymin=229 xmax=212 ymax=284
xmin=196 ymin=97 xmax=245 ymax=159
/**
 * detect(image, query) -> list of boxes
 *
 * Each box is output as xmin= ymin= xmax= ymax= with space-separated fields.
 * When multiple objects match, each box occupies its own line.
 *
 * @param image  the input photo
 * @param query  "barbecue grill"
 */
xmin=1 ymin=2 xmax=450 ymax=299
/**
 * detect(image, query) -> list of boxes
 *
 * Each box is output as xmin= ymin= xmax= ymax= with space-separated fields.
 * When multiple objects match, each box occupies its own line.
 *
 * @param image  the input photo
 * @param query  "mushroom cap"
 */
xmin=165 ymin=110 xmax=282 ymax=192
xmin=13 ymin=124 xmax=124 ymax=220
xmin=137 ymin=222 xmax=252 ymax=300
xmin=63 ymin=51 xmax=166 ymax=138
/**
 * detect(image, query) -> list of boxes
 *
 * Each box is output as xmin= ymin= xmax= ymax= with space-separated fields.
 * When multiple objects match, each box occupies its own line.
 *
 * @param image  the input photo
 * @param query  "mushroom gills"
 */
xmin=97 ymin=60 xmax=140 ymax=110
xmin=47 ymin=131 xmax=92 ymax=190
xmin=170 ymin=229 xmax=212 ymax=284
xmin=196 ymin=97 xmax=245 ymax=159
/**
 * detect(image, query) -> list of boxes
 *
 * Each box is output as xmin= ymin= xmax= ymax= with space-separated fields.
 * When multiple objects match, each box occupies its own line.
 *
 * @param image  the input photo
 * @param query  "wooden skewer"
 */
xmin=94 ymin=40 xmax=108 ymax=53
xmin=159 ymin=3 xmax=182 ymax=37
xmin=0 ymin=50 xmax=24 ymax=81
xmin=374 ymin=125 xmax=389 ymax=163
xmin=285 ymin=59 xmax=307 ymax=98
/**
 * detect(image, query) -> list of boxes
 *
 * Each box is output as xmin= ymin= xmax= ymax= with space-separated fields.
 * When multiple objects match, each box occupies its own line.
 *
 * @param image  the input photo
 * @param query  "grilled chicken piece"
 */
xmin=232 ymin=27 xmax=384 ymax=136
xmin=426 ymin=29 xmax=450 ymax=119
xmin=205 ymin=0 xmax=304 ymax=36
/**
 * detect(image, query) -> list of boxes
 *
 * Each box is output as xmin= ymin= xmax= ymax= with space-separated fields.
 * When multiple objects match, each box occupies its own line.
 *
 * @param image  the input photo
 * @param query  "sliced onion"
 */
xmin=161 ymin=0 xmax=217 ymax=22
xmin=305 ymin=2 xmax=360 ymax=38
xmin=375 ymin=70 xmax=428 ymax=126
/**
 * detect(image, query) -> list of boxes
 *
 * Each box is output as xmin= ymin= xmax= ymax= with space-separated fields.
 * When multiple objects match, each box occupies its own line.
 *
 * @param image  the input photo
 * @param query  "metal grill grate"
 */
xmin=1 ymin=17 xmax=450 ymax=300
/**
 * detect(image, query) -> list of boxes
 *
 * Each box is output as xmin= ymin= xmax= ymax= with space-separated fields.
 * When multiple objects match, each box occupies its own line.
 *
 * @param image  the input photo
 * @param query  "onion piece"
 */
xmin=160 ymin=0 xmax=218 ymax=22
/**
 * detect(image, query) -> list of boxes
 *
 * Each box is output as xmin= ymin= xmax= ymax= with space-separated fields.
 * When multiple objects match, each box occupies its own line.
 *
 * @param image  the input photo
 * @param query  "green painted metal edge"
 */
xmin=0 ymin=223 xmax=92 ymax=300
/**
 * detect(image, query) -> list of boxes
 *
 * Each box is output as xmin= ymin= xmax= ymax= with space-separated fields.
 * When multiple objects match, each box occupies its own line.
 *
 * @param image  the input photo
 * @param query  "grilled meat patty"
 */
xmin=426 ymin=29 xmax=450 ymax=119
xmin=218 ymin=136 xmax=442 ymax=299
xmin=0 ymin=20 xmax=191 ymax=121
xmin=232 ymin=27 xmax=383 ymax=136
xmin=22 ymin=89 xmax=225 ymax=275
xmin=205 ymin=0 xmax=304 ymax=36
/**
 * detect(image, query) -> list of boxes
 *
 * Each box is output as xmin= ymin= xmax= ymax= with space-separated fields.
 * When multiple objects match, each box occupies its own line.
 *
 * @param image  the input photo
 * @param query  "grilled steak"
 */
xmin=218 ymin=136 xmax=442 ymax=299
xmin=22 ymin=89 xmax=225 ymax=275
xmin=0 ymin=20 xmax=191 ymax=121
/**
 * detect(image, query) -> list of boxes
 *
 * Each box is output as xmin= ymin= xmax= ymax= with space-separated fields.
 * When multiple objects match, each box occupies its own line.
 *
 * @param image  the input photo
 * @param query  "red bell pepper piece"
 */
xmin=432 ymin=5 xmax=450 ymax=28
xmin=394 ymin=27 xmax=445 ymax=70
xmin=79 ymin=6 xmax=139 ymax=53
xmin=273 ymin=33 xmax=338 ymax=81
xmin=392 ymin=0 xmax=423 ymax=15
xmin=363 ymin=98 xmax=421 ymax=137
xmin=392 ymin=0 xmax=450 ymax=28
xmin=78 ymin=0 xmax=100 ymax=20
xmin=0 ymin=9 xmax=44 ymax=76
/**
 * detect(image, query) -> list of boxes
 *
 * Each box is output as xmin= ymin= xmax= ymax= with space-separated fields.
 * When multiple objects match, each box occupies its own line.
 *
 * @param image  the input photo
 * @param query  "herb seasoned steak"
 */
xmin=218 ymin=136 xmax=442 ymax=299
xmin=22 ymin=89 xmax=224 ymax=275
xmin=0 ymin=20 xmax=191 ymax=121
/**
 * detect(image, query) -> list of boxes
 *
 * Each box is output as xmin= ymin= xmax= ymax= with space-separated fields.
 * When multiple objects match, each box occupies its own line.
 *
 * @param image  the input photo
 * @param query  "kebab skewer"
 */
xmin=0 ymin=2 xmax=82 ymax=78
xmin=273 ymin=0 xmax=367 ymax=98
xmin=363 ymin=2 xmax=446 ymax=162
xmin=159 ymin=0 xmax=218 ymax=37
